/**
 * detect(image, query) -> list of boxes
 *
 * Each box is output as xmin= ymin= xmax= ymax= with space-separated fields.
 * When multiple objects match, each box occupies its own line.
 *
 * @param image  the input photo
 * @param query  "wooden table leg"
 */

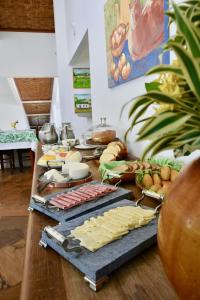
xmin=30 ymin=150 xmax=35 ymax=172
xmin=17 ymin=149 xmax=23 ymax=172
xmin=0 ymin=152 xmax=4 ymax=171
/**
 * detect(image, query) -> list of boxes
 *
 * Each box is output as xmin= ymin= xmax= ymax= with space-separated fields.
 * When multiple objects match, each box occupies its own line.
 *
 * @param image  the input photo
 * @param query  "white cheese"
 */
xmin=44 ymin=169 xmax=65 ymax=182
xmin=69 ymin=163 xmax=89 ymax=180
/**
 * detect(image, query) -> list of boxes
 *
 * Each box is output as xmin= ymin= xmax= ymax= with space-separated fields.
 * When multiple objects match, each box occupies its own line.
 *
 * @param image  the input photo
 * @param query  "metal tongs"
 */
xmin=136 ymin=189 xmax=164 ymax=214
xmin=44 ymin=226 xmax=82 ymax=254
xmin=31 ymin=194 xmax=59 ymax=210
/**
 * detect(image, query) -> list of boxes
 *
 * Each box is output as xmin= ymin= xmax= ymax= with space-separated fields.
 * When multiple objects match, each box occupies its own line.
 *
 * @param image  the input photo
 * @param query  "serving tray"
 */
xmin=29 ymin=181 xmax=132 ymax=223
xmin=37 ymin=172 xmax=93 ymax=189
xmin=39 ymin=199 xmax=157 ymax=291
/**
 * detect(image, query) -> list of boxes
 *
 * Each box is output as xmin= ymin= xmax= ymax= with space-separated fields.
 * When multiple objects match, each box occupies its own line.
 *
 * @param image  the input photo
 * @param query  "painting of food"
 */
xmin=104 ymin=0 xmax=169 ymax=88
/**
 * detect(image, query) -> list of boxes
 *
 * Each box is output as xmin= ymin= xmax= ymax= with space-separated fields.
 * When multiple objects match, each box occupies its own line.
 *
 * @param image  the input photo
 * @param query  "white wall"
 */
xmin=0 ymin=78 xmax=28 ymax=130
xmin=53 ymin=0 xmax=92 ymax=138
xmin=0 ymin=32 xmax=57 ymax=77
xmin=53 ymin=0 xmax=178 ymax=157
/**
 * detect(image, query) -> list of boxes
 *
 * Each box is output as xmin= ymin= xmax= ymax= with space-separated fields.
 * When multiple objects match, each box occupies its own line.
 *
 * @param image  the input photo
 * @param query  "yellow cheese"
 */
xmin=70 ymin=206 xmax=155 ymax=252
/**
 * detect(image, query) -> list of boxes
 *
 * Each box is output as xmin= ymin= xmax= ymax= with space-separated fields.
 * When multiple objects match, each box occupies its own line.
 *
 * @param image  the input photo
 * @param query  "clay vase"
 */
xmin=158 ymin=158 xmax=200 ymax=299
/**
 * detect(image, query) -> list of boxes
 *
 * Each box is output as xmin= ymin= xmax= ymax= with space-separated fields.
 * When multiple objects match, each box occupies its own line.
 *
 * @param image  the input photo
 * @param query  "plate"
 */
xmin=74 ymin=144 xmax=97 ymax=150
xmin=38 ymin=172 xmax=93 ymax=188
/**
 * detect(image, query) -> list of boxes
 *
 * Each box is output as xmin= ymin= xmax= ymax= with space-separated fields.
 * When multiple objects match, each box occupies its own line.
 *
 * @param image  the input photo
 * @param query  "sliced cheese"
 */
xmin=66 ymin=151 xmax=82 ymax=162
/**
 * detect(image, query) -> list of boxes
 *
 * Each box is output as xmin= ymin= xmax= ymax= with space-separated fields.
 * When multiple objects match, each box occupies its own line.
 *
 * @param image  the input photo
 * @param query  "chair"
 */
xmin=0 ymin=150 xmax=15 ymax=170
xmin=17 ymin=149 xmax=35 ymax=172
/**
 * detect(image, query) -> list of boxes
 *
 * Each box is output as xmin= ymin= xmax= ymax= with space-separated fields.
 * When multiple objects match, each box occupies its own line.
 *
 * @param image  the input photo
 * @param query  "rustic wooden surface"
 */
xmin=20 ymin=145 xmax=178 ymax=300
xmin=0 ymin=167 xmax=33 ymax=300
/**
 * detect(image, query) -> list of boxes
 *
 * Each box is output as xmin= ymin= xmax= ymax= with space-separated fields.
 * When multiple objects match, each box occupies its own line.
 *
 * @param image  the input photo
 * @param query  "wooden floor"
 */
xmin=0 ymin=167 xmax=32 ymax=300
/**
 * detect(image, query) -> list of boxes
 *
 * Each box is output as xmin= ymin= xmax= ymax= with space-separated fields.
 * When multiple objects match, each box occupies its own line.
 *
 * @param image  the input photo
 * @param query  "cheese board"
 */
xmin=39 ymin=199 xmax=157 ymax=291
xmin=29 ymin=181 xmax=133 ymax=223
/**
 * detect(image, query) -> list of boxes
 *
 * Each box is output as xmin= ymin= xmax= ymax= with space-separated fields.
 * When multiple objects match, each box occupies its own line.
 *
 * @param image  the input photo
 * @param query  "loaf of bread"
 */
xmin=91 ymin=130 xmax=116 ymax=144
xmin=99 ymin=141 xmax=127 ymax=163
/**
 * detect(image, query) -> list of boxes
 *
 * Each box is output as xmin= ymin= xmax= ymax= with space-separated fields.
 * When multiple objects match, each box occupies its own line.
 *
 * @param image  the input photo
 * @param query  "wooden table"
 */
xmin=20 ymin=145 xmax=178 ymax=300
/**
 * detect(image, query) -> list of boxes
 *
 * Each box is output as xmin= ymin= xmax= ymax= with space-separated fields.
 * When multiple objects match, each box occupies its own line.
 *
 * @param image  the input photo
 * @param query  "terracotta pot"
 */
xmin=158 ymin=158 xmax=200 ymax=300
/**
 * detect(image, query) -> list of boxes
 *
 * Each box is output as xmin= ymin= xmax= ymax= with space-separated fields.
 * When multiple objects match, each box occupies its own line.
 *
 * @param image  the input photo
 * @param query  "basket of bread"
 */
xmin=99 ymin=160 xmax=135 ymax=184
xmin=134 ymin=157 xmax=183 ymax=197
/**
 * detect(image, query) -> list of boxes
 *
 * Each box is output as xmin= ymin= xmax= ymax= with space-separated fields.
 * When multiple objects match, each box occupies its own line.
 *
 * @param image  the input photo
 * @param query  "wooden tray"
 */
xmin=39 ymin=199 xmax=157 ymax=291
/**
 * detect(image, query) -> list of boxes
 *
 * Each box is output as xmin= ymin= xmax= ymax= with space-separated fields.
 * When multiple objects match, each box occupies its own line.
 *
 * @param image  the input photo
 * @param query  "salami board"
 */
xmin=29 ymin=181 xmax=132 ymax=223
xmin=40 ymin=199 xmax=157 ymax=291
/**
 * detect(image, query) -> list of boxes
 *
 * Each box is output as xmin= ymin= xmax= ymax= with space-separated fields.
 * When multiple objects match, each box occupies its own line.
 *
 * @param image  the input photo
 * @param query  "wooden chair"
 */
xmin=17 ymin=149 xmax=35 ymax=172
xmin=0 ymin=150 xmax=15 ymax=170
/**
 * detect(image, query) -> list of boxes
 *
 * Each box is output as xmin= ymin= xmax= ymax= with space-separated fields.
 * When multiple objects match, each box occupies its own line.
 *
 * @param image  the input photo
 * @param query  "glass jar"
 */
xmin=83 ymin=117 xmax=117 ymax=145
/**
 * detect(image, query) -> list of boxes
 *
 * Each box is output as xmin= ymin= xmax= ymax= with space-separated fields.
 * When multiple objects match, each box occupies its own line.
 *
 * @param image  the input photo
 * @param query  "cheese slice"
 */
xmin=70 ymin=206 xmax=155 ymax=252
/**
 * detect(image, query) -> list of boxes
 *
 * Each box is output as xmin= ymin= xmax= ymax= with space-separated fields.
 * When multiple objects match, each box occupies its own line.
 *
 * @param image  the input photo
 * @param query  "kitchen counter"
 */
xmin=20 ymin=144 xmax=178 ymax=300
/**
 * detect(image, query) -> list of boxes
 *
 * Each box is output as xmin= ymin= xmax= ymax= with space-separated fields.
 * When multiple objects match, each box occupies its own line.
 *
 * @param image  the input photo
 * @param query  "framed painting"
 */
xmin=73 ymin=68 xmax=91 ymax=89
xmin=104 ymin=0 xmax=169 ymax=88
xmin=74 ymin=94 xmax=92 ymax=113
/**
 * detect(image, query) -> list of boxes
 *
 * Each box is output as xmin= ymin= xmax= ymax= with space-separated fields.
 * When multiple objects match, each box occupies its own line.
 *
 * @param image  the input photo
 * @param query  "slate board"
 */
xmin=41 ymin=199 xmax=157 ymax=283
xmin=29 ymin=181 xmax=132 ymax=223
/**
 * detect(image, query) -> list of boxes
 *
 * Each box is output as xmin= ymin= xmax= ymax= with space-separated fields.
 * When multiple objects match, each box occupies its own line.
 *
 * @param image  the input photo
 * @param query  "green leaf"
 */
xmin=151 ymin=137 xmax=175 ymax=157
xmin=142 ymin=91 xmax=198 ymax=114
xmin=173 ymin=3 xmax=200 ymax=57
xmin=141 ymin=135 xmax=174 ymax=159
xmin=138 ymin=116 xmax=155 ymax=135
xmin=120 ymin=97 xmax=137 ymax=119
xmin=169 ymin=43 xmax=200 ymax=100
xmin=174 ymin=130 xmax=200 ymax=143
xmin=146 ymin=65 xmax=184 ymax=77
xmin=145 ymin=82 xmax=160 ymax=92
xmin=128 ymin=96 xmax=152 ymax=119
xmin=129 ymin=102 xmax=153 ymax=129
xmin=137 ymin=112 xmax=191 ymax=141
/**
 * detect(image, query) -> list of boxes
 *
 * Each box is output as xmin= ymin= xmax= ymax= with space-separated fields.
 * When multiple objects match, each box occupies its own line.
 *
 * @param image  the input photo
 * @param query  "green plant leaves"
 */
xmin=173 ymin=130 xmax=200 ymax=144
xmin=145 ymin=82 xmax=161 ymax=92
xmin=170 ymin=43 xmax=200 ymax=100
xmin=146 ymin=65 xmax=183 ymax=77
xmin=138 ymin=112 xmax=190 ymax=141
xmin=128 ymin=97 xmax=152 ymax=119
xmin=173 ymin=3 xmax=200 ymax=57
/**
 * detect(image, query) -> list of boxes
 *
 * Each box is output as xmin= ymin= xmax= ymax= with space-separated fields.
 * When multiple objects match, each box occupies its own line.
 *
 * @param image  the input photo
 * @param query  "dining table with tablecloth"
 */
xmin=0 ymin=129 xmax=38 ymax=151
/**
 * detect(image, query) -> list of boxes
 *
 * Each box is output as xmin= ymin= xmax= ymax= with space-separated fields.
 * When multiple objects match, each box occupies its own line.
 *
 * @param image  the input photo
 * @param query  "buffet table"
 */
xmin=20 ymin=144 xmax=178 ymax=300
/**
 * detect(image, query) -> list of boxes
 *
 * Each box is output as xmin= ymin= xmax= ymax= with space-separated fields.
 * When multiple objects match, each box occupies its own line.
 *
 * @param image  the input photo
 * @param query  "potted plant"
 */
xmin=122 ymin=1 xmax=200 ymax=299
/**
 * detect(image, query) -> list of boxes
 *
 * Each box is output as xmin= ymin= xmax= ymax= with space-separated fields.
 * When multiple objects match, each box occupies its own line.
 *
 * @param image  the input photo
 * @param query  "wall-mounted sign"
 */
xmin=104 ymin=0 xmax=169 ymax=88
xmin=74 ymin=94 xmax=92 ymax=113
xmin=73 ymin=68 xmax=91 ymax=89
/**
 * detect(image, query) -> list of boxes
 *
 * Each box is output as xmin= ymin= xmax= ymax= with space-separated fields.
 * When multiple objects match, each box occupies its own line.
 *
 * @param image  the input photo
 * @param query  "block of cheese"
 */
xmin=62 ymin=162 xmax=80 ymax=175
xmin=68 ymin=163 xmax=89 ymax=180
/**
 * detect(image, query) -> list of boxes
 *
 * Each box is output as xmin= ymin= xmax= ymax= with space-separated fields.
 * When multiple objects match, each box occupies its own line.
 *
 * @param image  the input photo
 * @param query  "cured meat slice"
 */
xmin=49 ymin=200 xmax=67 ymax=209
xmin=71 ymin=191 xmax=90 ymax=200
xmin=67 ymin=191 xmax=87 ymax=201
xmin=58 ymin=194 xmax=80 ymax=204
xmin=50 ymin=198 xmax=72 ymax=209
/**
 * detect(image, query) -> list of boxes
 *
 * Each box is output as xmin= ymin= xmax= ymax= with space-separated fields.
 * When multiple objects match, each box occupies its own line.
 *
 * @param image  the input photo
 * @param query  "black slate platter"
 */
xmin=40 ymin=199 xmax=157 ymax=284
xmin=29 ymin=181 xmax=132 ymax=223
